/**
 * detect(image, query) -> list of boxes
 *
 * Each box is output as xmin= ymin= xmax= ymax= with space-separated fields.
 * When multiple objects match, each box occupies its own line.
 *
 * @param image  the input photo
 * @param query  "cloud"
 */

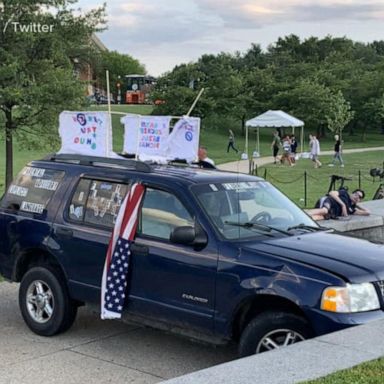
xmin=103 ymin=0 xmax=220 ymax=44
xmin=195 ymin=0 xmax=384 ymax=28
xmin=79 ymin=0 xmax=384 ymax=75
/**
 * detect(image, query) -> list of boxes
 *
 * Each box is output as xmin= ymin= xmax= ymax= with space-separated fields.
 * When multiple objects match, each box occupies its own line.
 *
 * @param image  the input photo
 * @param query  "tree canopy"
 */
xmin=0 ymin=0 xmax=107 ymax=188
xmin=152 ymin=35 xmax=384 ymax=138
xmin=94 ymin=50 xmax=146 ymax=100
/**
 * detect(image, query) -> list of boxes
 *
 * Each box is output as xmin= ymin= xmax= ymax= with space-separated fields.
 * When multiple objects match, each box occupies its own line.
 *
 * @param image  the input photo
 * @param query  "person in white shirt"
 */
xmin=198 ymin=146 xmax=215 ymax=166
xmin=309 ymin=134 xmax=322 ymax=168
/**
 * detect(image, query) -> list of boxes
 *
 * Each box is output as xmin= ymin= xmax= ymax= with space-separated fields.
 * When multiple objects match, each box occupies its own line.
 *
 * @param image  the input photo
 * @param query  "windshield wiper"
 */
xmin=287 ymin=224 xmax=326 ymax=232
xmin=225 ymin=221 xmax=291 ymax=236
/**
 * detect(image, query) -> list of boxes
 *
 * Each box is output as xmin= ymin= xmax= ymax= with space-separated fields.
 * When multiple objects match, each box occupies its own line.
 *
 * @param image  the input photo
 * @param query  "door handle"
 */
xmin=55 ymin=227 xmax=73 ymax=239
xmin=130 ymin=243 xmax=149 ymax=256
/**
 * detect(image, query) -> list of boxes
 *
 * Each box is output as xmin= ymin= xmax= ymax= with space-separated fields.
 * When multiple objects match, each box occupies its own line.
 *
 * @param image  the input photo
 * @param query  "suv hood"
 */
xmin=241 ymin=231 xmax=384 ymax=283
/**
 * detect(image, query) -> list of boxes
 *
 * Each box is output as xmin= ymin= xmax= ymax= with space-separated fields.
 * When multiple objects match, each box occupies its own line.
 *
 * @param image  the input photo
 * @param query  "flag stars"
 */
xmin=102 ymin=213 xmax=141 ymax=317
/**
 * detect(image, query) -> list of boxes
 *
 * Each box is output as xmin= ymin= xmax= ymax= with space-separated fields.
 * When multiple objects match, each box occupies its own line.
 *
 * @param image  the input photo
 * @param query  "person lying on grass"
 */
xmin=307 ymin=188 xmax=370 ymax=220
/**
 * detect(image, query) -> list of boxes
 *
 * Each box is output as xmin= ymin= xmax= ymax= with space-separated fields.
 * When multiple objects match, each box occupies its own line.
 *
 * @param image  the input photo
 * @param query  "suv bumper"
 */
xmin=306 ymin=308 xmax=384 ymax=336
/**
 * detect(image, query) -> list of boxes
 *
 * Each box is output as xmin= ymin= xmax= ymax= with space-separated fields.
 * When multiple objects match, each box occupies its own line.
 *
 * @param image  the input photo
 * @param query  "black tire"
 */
xmin=238 ymin=311 xmax=312 ymax=357
xmin=19 ymin=266 xmax=77 ymax=336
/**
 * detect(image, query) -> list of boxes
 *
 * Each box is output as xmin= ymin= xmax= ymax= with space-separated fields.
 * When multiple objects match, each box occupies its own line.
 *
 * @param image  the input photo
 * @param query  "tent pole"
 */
xmin=257 ymin=128 xmax=260 ymax=155
xmin=301 ymin=126 xmax=304 ymax=154
xmin=245 ymin=125 xmax=249 ymax=158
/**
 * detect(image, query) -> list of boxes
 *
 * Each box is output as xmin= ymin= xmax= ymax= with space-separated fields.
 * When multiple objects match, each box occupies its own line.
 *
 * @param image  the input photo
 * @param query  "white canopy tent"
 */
xmin=245 ymin=110 xmax=305 ymax=157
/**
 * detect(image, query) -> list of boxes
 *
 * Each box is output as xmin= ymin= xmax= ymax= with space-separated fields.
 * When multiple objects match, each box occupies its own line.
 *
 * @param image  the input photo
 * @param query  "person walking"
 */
xmin=328 ymin=134 xmax=344 ymax=167
xmin=309 ymin=134 xmax=322 ymax=168
xmin=271 ymin=131 xmax=281 ymax=164
xmin=227 ymin=130 xmax=239 ymax=153
xmin=280 ymin=135 xmax=294 ymax=166
xmin=290 ymin=134 xmax=298 ymax=164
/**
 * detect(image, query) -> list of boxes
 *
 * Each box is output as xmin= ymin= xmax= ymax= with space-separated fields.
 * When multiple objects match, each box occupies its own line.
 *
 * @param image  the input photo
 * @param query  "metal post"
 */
xmin=264 ymin=168 xmax=267 ymax=180
xmin=304 ymin=171 xmax=307 ymax=208
xmin=358 ymin=170 xmax=361 ymax=189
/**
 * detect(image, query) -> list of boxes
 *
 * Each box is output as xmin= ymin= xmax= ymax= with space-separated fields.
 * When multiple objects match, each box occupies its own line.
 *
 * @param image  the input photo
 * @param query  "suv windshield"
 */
xmin=192 ymin=181 xmax=316 ymax=240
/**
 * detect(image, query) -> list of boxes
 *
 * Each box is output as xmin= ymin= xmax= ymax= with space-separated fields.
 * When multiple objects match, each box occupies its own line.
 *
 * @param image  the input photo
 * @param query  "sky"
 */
xmin=77 ymin=0 xmax=384 ymax=76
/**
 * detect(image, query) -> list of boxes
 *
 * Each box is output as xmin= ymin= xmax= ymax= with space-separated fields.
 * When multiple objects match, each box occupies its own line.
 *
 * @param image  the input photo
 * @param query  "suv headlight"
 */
xmin=321 ymin=283 xmax=380 ymax=313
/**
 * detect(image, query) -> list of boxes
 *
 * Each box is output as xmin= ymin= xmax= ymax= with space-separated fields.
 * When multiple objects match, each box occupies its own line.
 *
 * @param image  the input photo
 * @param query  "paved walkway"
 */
xmin=217 ymin=146 xmax=384 ymax=174
xmin=0 ymin=283 xmax=236 ymax=384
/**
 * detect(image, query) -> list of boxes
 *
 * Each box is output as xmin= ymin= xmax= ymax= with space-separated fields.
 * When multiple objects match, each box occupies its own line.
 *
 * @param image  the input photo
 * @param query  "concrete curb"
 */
xmin=161 ymin=319 xmax=384 ymax=384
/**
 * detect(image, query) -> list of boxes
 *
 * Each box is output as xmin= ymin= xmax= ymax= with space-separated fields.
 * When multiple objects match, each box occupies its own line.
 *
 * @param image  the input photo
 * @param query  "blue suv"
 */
xmin=1 ymin=154 xmax=384 ymax=357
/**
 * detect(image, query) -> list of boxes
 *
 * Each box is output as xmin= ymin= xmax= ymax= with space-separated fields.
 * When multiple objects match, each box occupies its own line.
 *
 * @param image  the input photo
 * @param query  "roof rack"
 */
xmin=168 ymin=159 xmax=217 ymax=170
xmin=44 ymin=154 xmax=152 ymax=173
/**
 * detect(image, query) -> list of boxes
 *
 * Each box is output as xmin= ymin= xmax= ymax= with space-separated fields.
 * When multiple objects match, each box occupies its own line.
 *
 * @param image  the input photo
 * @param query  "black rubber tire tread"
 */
xmin=19 ymin=266 xmax=77 ymax=336
xmin=238 ymin=311 xmax=312 ymax=357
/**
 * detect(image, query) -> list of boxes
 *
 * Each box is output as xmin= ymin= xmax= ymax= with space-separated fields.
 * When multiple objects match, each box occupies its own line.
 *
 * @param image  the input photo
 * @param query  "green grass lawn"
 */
xmin=201 ymin=128 xmax=384 ymax=166
xmin=304 ymin=357 xmax=384 ymax=384
xmin=257 ymin=150 xmax=384 ymax=208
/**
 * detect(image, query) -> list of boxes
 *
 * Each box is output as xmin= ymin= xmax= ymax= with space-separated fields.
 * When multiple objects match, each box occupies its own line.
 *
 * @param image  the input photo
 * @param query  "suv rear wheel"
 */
xmin=19 ymin=266 xmax=78 ymax=336
xmin=238 ymin=311 xmax=312 ymax=357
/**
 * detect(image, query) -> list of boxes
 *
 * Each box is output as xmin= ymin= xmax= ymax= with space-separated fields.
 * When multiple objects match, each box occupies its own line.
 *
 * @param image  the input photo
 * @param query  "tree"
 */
xmin=0 ymin=0 xmax=106 ymax=188
xmin=95 ymin=50 xmax=146 ymax=101
xmin=273 ymin=80 xmax=339 ymax=136
xmin=326 ymin=91 xmax=354 ymax=141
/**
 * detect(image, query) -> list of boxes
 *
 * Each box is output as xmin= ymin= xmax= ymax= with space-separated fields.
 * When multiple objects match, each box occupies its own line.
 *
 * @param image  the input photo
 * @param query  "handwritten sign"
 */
xmin=166 ymin=117 xmax=200 ymax=162
xmin=9 ymin=185 xmax=29 ymax=197
xmin=136 ymin=116 xmax=171 ymax=157
xmin=20 ymin=201 xmax=45 ymax=214
xmin=58 ymin=111 xmax=112 ymax=157
xmin=121 ymin=115 xmax=140 ymax=155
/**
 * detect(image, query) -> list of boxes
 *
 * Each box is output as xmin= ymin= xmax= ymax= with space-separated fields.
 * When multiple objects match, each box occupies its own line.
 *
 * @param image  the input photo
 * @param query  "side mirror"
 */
xmin=170 ymin=224 xmax=208 ymax=249
xmin=170 ymin=226 xmax=195 ymax=245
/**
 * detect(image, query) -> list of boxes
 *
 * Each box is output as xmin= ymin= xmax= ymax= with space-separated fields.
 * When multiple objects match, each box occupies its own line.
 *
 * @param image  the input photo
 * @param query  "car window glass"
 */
xmin=192 ymin=181 xmax=315 ymax=239
xmin=69 ymin=179 xmax=128 ymax=228
xmin=1 ymin=167 xmax=65 ymax=214
xmin=140 ymin=188 xmax=193 ymax=240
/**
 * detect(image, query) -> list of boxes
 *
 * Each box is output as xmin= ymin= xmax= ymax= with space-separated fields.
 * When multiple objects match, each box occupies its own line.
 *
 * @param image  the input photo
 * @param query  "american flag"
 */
xmin=101 ymin=183 xmax=145 ymax=319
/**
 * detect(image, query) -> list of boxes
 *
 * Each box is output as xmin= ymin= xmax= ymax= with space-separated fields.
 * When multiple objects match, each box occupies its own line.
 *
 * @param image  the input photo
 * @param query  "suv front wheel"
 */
xmin=238 ymin=311 xmax=312 ymax=357
xmin=19 ymin=266 xmax=78 ymax=336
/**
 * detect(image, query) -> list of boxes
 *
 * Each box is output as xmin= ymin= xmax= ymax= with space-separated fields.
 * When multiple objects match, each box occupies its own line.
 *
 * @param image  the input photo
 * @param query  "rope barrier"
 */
xmin=267 ymin=173 xmax=305 ymax=184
